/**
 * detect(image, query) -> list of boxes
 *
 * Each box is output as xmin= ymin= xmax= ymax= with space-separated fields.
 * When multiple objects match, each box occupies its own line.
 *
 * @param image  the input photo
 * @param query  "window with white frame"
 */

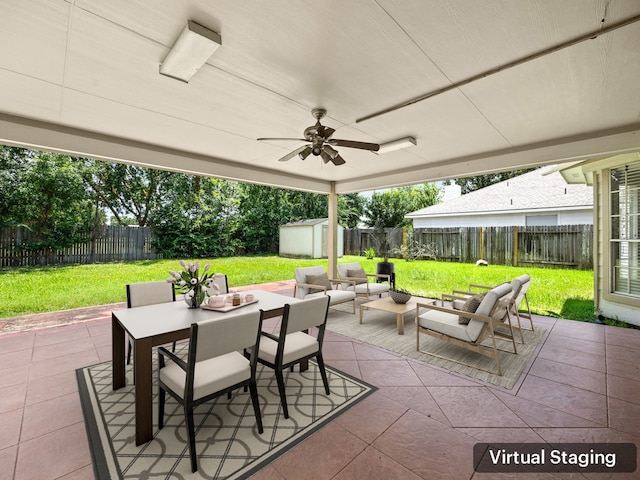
xmin=610 ymin=164 xmax=640 ymax=297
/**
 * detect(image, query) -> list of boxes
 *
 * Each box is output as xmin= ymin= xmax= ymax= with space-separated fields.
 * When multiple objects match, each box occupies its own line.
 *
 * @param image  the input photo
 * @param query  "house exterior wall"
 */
xmin=411 ymin=209 xmax=592 ymax=228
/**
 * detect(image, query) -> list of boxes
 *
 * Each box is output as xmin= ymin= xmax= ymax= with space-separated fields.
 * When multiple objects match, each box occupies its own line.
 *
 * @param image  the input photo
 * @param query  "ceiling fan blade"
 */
xmin=257 ymin=137 xmax=307 ymax=142
xmin=329 ymin=139 xmax=380 ymax=152
xmin=317 ymin=125 xmax=335 ymax=140
xmin=278 ymin=145 xmax=309 ymax=162
xmin=331 ymin=153 xmax=346 ymax=166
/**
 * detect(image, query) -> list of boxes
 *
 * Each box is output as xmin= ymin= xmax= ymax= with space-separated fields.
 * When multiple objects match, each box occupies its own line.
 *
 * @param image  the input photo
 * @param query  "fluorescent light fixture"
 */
xmin=159 ymin=20 xmax=222 ymax=82
xmin=376 ymin=136 xmax=417 ymax=154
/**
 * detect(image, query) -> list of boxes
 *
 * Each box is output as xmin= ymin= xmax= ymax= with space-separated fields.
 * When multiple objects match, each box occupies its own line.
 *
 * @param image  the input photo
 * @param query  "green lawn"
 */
xmin=0 ymin=255 xmax=595 ymax=322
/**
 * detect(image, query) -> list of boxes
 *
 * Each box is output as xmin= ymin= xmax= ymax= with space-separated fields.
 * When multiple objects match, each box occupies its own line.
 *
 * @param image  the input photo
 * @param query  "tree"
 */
xmin=364 ymin=184 xmax=440 ymax=228
xmin=338 ymin=193 xmax=366 ymax=228
xmin=78 ymin=160 xmax=170 ymax=226
xmin=7 ymin=151 xmax=96 ymax=258
xmin=448 ymin=169 xmax=536 ymax=194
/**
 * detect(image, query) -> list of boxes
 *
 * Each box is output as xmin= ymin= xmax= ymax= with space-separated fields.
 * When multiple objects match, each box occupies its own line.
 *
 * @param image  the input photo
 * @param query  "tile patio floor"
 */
xmin=2 ymin=280 xmax=640 ymax=479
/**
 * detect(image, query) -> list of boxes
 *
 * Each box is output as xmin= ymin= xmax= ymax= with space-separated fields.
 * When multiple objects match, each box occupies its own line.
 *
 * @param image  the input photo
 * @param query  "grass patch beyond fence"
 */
xmin=0 ymin=255 xmax=595 ymax=322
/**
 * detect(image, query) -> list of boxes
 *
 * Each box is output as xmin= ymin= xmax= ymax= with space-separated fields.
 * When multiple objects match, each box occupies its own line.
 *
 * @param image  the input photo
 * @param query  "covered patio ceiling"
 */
xmin=1 ymin=0 xmax=640 ymax=194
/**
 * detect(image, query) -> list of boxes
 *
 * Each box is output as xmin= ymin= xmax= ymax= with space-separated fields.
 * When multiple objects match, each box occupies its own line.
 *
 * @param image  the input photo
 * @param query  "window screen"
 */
xmin=610 ymin=164 xmax=640 ymax=297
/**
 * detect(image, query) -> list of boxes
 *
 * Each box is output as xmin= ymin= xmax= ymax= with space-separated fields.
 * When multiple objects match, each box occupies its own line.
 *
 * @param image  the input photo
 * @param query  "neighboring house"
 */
xmin=406 ymin=166 xmax=593 ymax=228
xmin=558 ymin=153 xmax=640 ymax=327
xmin=279 ymin=219 xmax=344 ymax=259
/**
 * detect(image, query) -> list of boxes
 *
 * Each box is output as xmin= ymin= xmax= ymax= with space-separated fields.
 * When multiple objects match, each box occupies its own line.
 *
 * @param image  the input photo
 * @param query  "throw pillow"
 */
xmin=306 ymin=273 xmax=332 ymax=294
xmin=458 ymin=293 xmax=485 ymax=325
xmin=346 ymin=268 xmax=367 ymax=284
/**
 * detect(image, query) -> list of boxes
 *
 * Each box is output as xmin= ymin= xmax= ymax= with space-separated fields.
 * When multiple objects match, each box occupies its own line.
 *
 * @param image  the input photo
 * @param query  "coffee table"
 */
xmin=359 ymin=296 xmax=434 ymax=335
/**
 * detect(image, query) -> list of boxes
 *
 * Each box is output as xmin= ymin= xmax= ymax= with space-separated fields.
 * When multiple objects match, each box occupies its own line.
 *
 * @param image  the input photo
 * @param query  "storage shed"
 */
xmin=279 ymin=219 xmax=344 ymax=259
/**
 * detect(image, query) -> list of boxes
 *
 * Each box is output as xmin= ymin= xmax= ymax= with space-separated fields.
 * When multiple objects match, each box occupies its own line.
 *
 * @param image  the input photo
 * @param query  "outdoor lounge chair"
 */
xmin=336 ymin=262 xmax=391 ymax=299
xmin=416 ymin=282 xmax=516 ymax=376
xmin=294 ymin=266 xmax=356 ymax=313
xmin=452 ymin=274 xmax=533 ymax=343
xmin=157 ymin=310 xmax=264 ymax=473
xmin=255 ymin=295 xmax=331 ymax=419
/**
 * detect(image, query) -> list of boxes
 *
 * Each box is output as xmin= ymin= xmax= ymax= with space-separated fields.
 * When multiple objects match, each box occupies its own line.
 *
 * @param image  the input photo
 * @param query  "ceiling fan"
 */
xmin=257 ymin=108 xmax=380 ymax=166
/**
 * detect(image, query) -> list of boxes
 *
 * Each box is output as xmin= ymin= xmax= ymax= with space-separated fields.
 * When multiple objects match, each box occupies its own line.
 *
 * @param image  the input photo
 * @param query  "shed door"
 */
xmin=322 ymin=225 xmax=328 ymax=257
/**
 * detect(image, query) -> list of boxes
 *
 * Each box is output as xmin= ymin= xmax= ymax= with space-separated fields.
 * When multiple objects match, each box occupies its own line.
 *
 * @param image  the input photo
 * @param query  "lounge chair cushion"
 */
xmin=306 ymin=289 xmax=355 ymax=305
xmin=346 ymin=268 xmax=367 ymax=284
xmin=351 ymin=282 xmax=390 ymax=296
xmin=458 ymin=293 xmax=485 ymax=325
xmin=306 ymin=273 xmax=332 ymax=294
xmin=418 ymin=310 xmax=480 ymax=343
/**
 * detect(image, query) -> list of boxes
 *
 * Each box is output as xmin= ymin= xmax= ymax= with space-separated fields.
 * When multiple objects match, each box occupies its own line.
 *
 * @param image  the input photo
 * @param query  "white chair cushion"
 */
xmin=160 ymin=351 xmax=250 ymax=401
xmin=418 ymin=310 xmax=483 ymax=343
xmin=258 ymin=332 xmax=319 ymax=365
xmin=349 ymin=282 xmax=390 ymax=295
xmin=306 ymin=289 xmax=355 ymax=304
xmin=418 ymin=310 xmax=482 ymax=342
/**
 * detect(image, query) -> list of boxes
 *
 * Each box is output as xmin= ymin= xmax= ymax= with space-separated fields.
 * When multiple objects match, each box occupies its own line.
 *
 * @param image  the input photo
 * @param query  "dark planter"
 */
xmin=376 ymin=261 xmax=395 ymax=289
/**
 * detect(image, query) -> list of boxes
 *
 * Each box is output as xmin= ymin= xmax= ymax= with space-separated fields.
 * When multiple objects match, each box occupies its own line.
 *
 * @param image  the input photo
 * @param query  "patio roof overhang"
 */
xmin=1 ymin=1 xmax=640 ymax=195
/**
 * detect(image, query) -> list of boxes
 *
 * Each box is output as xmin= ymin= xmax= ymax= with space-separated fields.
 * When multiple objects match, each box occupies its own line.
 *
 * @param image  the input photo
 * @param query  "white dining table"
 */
xmin=112 ymin=289 xmax=299 ymax=445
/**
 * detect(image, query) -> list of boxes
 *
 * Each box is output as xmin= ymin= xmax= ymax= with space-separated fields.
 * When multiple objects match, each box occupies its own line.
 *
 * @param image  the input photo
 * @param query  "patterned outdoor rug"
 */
xmin=327 ymin=305 xmax=547 ymax=390
xmin=77 ymin=346 xmax=375 ymax=480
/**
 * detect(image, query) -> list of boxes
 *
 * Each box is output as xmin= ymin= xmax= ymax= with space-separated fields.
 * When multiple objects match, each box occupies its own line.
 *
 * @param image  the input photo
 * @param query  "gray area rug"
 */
xmin=77 ymin=345 xmax=375 ymax=480
xmin=327 ymin=303 xmax=546 ymax=389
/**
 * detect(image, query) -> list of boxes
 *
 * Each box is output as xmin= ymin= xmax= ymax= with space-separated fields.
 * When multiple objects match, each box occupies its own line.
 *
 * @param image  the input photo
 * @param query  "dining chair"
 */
xmin=256 ymin=295 xmax=331 ymax=419
xmin=126 ymin=281 xmax=176 ymax=365
xmin=207 ymin=273 xmax=229 ymax=296
xmin=157 ymin=310 xmax=265 ymax=473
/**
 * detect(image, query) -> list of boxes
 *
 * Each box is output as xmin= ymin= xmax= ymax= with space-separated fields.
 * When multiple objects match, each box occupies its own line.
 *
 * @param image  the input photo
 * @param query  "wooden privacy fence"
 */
xmin=344 ymin=225 xmax=593 ymax=270
xmin=0 ymin=225 xmax=161 ymax=267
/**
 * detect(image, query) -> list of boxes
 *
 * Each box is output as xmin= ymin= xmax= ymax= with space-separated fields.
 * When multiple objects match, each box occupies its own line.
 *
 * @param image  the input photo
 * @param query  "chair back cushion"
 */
xmin=466 ymin=282 xmax=513 ymax=341
xmin=194 ymin=310 xmax=262 ymax=362
xmin=294 ymin=266 xmax=327 ymax=297
xmin=337 ymin=262 xmax=364 ymax=289
xmin=285 ymin=296 xmax=330 ymax=334
xmin=511 ymin=274 xmax=531 ymax=308
xmin=127 ymin=281 xmax=175 ymax=308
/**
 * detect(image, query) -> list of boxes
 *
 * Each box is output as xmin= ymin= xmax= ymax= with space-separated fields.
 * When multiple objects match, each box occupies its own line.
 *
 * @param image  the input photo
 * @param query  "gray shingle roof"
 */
xmin=407 ymin=166 xmax=593 ymax=218
xmin=281 ymin=218 xmax=328 ymax=227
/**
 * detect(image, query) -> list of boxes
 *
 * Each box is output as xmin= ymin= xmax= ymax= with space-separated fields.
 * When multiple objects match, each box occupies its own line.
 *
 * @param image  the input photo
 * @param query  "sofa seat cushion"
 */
xmin=306 ymin=289 xmax=355 ymax=305
xmin=418 ymin=310 xmax=485 ymax=343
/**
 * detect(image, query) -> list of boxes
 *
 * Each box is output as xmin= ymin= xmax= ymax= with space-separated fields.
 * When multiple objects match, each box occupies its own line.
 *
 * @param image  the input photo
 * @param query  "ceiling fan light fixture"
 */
xmin=323 ymin=145 xmax=339 ymax=158
xmin=311 ymin=145 xmax=323 ymax=156
xmin=320 ymin=150 xmax=332 ymax=164
xmin=375 ymin=136 xmax=417 ymax=154
xmin=159 ymin=20 xmax=221 ymax=82
xmin=298 ymin=146 xmax=312 ymax=160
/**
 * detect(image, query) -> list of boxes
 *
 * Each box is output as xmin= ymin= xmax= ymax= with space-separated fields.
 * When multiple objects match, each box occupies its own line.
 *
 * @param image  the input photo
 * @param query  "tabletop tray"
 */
xmin=200 ymin=298 xmax=258 ymax=312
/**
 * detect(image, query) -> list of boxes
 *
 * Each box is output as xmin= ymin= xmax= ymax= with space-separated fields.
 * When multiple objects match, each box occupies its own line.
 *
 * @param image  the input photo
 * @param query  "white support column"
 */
xmin=327 ymin=182 xmax=338 ymax=278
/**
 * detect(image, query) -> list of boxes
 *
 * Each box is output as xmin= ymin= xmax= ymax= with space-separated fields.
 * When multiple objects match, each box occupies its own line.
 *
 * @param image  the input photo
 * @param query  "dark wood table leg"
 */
xmin=112 ymin=314 xmax=126 ymax=390
xmin=134 ymin=337 xmax=153 ymax=446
